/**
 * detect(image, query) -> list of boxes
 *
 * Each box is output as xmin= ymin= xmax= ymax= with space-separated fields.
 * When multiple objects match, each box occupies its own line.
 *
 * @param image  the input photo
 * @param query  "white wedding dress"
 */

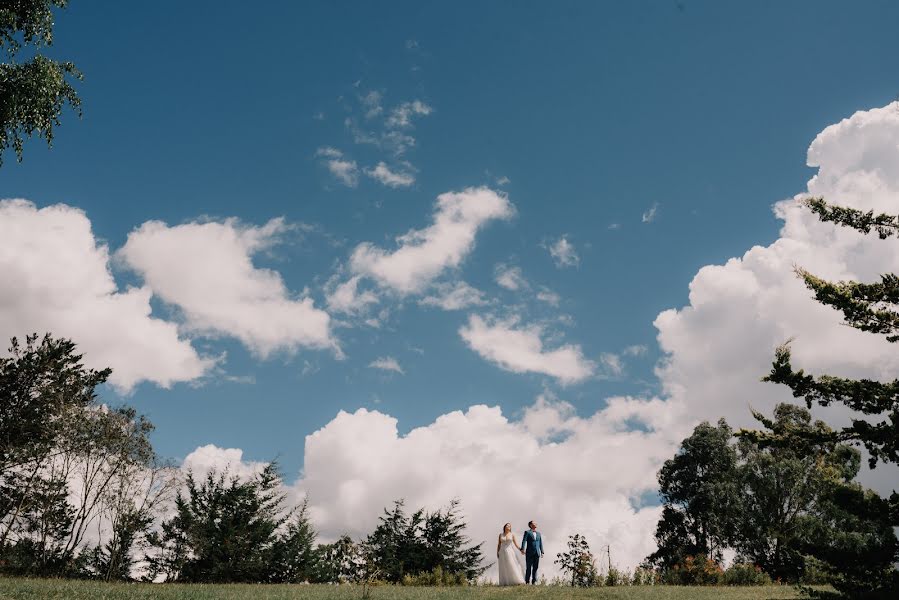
xmin=497 ymin=534 xmax=526 ymax=585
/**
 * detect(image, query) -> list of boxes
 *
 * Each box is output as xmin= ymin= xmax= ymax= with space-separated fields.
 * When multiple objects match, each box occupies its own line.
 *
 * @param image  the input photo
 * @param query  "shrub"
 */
xmin=631 ymin=566 xmax=660 ymax=585
xmin=662 ymin=554 xmax=724 ymax=585
xmin=798 ymin=555 xmax=831 ymax=585
xmin=723 ymin=562 xmax=772 ymax=586
xmin=604 ymin=566 xmax=629 ymax=586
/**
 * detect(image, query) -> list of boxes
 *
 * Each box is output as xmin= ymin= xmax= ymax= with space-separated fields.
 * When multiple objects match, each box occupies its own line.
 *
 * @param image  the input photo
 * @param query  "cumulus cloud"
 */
xmin=316 ymin=147 xmax=359 ymax=187
xmin=368 ymin=356 xmax=405 ymax=375
xmin=547 ymin=235 xmax=579 ymax=268
xmin=182 ymin=444 xmax=268 ymax=481
xmin=0 ymin=200 xmax=213 ymax=392
xmin=349 ymin=187 xmax=515 ymax=295
xmin=365 ymin=162 xmax=415 ymax=188
xmin=419 ymin=281 xmax=489 ymax=311
xmin=459 ymin=315 xmax=596 ymax=385
xmin=494 ymin=263 xmax=528 ymax=291
xmin=118 ymin=217 xmax=340 ymax=359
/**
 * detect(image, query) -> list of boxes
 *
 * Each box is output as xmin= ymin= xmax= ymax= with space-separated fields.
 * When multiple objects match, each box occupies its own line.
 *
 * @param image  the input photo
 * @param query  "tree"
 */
xmin=750 ymin=197 xmax=899 ymax=598
xmin=645 ymin=419 xmax=740 ymax=570
xmin=268 ymin=499 xmax=317 ymax=583
xmin=734 ymin=404 xmax=863 ymax=582
xmin=0 ymin=333 xmax=106 ymax=570
xmin=145 ymin=462 xmax=316 ymax=583
xmin=0 ymin=0 xmax=82 ymax=166
xmin=554 ymin=533 xmax=597 ymax=587
xmin=0 ymin=333 xmax=167 ymax=579
xmin=364 ymin=499 xmax=486 ymax=584
xmin=310 ymin=534 xmax=363 ymax=583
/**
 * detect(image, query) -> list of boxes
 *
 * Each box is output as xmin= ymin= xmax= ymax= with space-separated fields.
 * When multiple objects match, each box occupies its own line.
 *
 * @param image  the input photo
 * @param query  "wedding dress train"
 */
xmin=497 ymin=534 xmax=526 ymax=585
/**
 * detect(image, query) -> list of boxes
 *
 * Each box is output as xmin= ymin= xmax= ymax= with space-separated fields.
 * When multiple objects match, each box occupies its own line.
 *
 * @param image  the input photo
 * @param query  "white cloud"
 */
xmin=361 ymin=90 xmax=383 ymax=119
xmin=182 ymin=444 xmax=267 ymax=481
xmin=419 ymin=281 xmax=488 ymax=311
xmin=325 ymin=275 xmax=379 ymax=315
xmin=316 ymin=147 xmax=359 ymax=187
xmin=118 ymin=217 xmax=340 ymax=359
xmin=547 ymin=235 xmax=579 ymax=268
xmin=0 ymin=200 xmax=213 ymax=392
xmin=599 ymin=352 xmax=624 ymax=377
xmin=386 ymin=100 xmax=432 ymax=128
xmin=536 ymin=287 xmax=561 ymax=307
xmin=641 ymin=203 xmax=659 ymax=223
xmin=496 ymin=175 xmax=511 ymax=186
xmin=368 ymin=356 xmax=405 ymax=375
xmin=365 ymin=162 xmax=415 ymax=188
xmin=623 ymin=344 xmax=648 ymax=357
xmin=494 ymin=263 xmax=528 ymax=291
xmin=349 ymin=187 xmax=515 ymax=295
xmin=459 ymin=314 xmax=596 ymax=385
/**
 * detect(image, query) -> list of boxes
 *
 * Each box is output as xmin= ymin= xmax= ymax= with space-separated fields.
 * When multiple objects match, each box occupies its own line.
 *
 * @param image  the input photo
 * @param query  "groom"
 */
xmin=519 ymin=520 xmax=544 ymax=585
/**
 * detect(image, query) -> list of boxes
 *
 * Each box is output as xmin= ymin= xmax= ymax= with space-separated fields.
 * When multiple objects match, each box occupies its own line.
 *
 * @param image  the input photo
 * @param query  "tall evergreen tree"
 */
xmin=749 ymin=197 xmax=899 ymax=599
xmin=364 ymin=499 xmax=486 ymax=583
xmin=146 ymin=462 xmax=316 ymax=583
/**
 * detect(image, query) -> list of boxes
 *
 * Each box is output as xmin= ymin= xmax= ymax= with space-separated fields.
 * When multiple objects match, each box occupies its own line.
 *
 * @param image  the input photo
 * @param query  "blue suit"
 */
xmin=520 ymin=530 xmax=544 ymax=584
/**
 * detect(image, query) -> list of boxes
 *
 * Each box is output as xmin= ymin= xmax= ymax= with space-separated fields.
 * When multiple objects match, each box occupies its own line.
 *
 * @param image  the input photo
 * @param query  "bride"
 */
xmin=496 ymin=523 xmax=526 ymax=585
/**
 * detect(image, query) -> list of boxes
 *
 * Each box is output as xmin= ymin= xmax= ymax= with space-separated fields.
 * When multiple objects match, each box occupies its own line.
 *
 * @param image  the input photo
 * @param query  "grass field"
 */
xmin=0 ymin=578 xmax=821 ymax=600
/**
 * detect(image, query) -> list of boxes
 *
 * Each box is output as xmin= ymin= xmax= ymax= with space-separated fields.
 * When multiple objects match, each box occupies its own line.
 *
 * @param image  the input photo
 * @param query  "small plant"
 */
xmin=554 ymin=533 xmax=597 ymax=587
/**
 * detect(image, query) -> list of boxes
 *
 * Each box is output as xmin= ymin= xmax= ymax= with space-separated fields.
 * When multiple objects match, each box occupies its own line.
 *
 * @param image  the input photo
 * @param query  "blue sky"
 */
xmin=4 ymin=0 xmax=899 ymax=498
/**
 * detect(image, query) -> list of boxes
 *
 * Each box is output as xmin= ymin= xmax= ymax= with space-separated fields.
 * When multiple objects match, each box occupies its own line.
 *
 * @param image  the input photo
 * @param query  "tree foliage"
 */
xmin=363 ymin=499 xmax=486 ymax=583
xmin=146 ymin=462 xmax=317 ymax=583
xmin=0 ymin=0 xmax=81 ymax=165
xmin=645 ymin=419 xmax=740 ymax=569
xmin=647 ymin=404 xmax=895 ymax=593
xmin=0 ymin=333 xmax=169 ymax=579
xmin=554 ymin=533 xmax=597 ymax=587
xmin=734 ymin=404 xmax=861 ymax=582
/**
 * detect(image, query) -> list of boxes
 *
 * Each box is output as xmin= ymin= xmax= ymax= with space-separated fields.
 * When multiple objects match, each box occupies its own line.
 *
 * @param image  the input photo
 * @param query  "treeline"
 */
xmin=0 ymin=333 xmax=486 ymax=584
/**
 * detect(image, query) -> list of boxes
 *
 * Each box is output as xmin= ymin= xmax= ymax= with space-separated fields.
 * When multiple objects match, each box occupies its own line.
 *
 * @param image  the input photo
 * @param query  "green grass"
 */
xmin=0 ymin=578 xmax=822 ymax=600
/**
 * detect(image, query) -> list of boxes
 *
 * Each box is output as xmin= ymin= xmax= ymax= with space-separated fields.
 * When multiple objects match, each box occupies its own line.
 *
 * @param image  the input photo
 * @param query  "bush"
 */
xmin=799 ymin=555 xmax=831 ymax=585
xmin=723 ymin=562 xmax=772 ymax=586
xmin=603 ymin=566 xmax=628 ymax=586
xmin=631 ymin=566 xmax=660 ymax=585
xmin=662 ymin=555 xmax=724 ymax=585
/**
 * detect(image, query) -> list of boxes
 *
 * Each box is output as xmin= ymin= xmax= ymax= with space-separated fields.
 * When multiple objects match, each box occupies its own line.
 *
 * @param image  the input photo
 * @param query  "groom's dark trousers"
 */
xmin=525 ymin=553 xmax=539 ymax=585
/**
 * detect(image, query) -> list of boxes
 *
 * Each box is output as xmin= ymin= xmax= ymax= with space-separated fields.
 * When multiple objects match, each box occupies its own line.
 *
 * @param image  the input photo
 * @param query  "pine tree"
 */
xmin=749 ymin=197 xmax=899 ymax=599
